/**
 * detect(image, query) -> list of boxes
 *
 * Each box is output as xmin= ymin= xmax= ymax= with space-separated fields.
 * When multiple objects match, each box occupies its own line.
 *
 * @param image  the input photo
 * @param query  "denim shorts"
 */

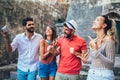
xmin=17 ymin=68 xmax=37 ymax=80
xmin=87 ymin=69 xmax=115 ymax=80
xmin=39 ymin=61 xmax=57 ymax=78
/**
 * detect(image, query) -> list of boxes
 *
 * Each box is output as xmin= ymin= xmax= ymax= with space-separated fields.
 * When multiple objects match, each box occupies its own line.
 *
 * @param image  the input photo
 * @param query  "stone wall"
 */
xmin=66 ymin=0 xmax=120 ymax=47
xmin=0 ymin=0 xmax=69 ymax=66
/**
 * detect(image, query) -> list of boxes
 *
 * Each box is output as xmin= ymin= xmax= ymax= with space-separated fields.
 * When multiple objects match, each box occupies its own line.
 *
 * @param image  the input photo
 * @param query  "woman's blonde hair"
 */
xmin=107 ymin=19 xmax=119 ymax=53
xmin=101 ymin=15 xmax=118 ymax=53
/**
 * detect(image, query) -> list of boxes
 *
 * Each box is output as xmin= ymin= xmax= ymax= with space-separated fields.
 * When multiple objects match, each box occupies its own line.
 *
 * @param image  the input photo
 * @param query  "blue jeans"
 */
xmin=17 ymin=69 xmax=37 ymax=80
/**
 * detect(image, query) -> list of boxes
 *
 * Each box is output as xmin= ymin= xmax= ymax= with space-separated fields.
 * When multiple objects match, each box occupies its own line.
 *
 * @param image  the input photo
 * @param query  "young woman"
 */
xmin=86 ymin=15 xmax=118 ymax=80
xmin=39 ymin=25 xmax=57 ymax=80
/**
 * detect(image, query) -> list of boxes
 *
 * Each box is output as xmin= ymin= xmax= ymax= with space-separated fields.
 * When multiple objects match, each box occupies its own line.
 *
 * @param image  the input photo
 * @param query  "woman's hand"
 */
xmin=77 ymin=52 xmax=89 ymax=63
xmin=89 ymin=40 xmax=98 ymax=51
xmin=88 ymin=36 xmax=98 ymax=51
xmin=47 ymin=45 xmax=53 ymax=53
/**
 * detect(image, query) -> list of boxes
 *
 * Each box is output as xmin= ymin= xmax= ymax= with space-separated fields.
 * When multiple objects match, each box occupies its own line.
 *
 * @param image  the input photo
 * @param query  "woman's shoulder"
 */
xmin=40 ymin=39 xmax=46 ymax=43
xmin=105 ymin=35 xmax=115 ymax=43
xmin=106 ymin=35 xmax=114 ymax=40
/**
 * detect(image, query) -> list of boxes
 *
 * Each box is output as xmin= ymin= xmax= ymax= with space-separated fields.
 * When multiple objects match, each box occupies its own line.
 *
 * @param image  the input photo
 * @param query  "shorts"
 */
xmin=87 ymin=69 xmax=115 ymax=80
xmin=39 ymin=61 xmax=57 ymax=78
xmin=17 ymin=68 xmax=37 ymax=80
xmin=55 ymin=72 xmax=80 ymax=80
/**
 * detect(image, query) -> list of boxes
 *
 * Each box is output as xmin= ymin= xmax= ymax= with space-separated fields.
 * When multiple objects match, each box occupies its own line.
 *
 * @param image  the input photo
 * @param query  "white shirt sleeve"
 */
xmin=11 ymin=36 xmax=18 ymax=52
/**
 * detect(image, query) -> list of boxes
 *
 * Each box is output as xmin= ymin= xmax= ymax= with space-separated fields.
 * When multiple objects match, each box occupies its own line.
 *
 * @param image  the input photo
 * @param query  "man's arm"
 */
xmin=1 ymin=32 xmax=12 ymax=52
xmin=52 ymin=46 xmax=60 ymax=56
xmin=73 ymin=49 xmax=88 ymax=63
xmin=5 ymin=37 xmax=12 ymax=52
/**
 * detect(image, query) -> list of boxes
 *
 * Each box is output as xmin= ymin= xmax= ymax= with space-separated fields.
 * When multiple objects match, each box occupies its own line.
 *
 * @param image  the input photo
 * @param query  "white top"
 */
xmin=11 ymin=32 xmax=42 ymax=72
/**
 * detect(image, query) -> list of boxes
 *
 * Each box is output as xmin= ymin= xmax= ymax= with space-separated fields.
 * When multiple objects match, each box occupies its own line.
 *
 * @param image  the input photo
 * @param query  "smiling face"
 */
xmin=44 ymin=26 xmax=56 ymax=40
xmin=63 ymin=25 xmax=74 ymax=39
xmin=46 ymin=26 xmax=53 ymax=36
xmin=92 ymin=16 xmax=106 ymax=30
xmin=25 ymin=21 xmax=35 ymax=33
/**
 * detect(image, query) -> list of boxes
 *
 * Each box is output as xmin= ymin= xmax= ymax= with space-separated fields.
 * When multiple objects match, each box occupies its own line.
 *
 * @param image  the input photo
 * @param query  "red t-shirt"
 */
xmin=57 ymin=35 xmax=87 ymax=74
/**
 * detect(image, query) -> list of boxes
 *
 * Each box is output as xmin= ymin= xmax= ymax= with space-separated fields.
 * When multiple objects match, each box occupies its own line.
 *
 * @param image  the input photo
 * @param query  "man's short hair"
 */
xmin=22 ymin=17 xmax=33 ymax=26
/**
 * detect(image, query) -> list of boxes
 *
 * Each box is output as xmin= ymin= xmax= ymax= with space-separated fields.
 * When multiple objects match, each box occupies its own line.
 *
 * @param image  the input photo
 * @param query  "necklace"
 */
xmin=46 ymin=40 xmax=51 ymax=45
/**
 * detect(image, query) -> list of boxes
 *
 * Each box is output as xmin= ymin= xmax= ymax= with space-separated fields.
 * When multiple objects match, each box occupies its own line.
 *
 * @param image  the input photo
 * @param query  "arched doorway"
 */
xmin=106 ymin=12 xmax=120 ymax=54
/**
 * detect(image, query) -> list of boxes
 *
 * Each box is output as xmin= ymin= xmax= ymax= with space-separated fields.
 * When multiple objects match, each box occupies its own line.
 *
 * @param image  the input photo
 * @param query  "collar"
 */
xmin=23 ymin=32 xmax=37 ymax=40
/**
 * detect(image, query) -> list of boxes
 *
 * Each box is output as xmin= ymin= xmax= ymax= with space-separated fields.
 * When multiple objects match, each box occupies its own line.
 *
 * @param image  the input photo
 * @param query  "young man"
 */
xmin=2 ymin=17 xmax=42 ymax=80
xmin=55 ymin=20 xmax=87 ymax=80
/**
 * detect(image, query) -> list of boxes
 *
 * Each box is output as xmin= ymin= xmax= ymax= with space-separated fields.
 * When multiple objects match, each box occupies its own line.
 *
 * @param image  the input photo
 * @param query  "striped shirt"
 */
xmin=11 ymin=32 xmax=42 ymax=72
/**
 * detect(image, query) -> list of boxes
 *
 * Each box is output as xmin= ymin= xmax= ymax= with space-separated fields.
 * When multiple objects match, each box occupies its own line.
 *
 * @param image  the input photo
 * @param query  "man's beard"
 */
xmin=26 ymin=27 xmax=34 ymax=33
xmin=64 ymin=32 xmax=72 ymax=39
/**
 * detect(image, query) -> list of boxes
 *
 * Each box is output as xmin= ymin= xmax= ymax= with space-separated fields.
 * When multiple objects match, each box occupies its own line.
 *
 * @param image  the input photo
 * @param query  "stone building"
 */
xmin=0 ymin=0 xmax=120 ymax=79
xmin=0 ymin=0 xmax=69 ymax=66
xmin=45 ymin=0 xmax=69 ymax=4
xmin=66 ymin=0 xmax=120 ymax=53
xmin=0 ymin=1 xmax=69 ymax=79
